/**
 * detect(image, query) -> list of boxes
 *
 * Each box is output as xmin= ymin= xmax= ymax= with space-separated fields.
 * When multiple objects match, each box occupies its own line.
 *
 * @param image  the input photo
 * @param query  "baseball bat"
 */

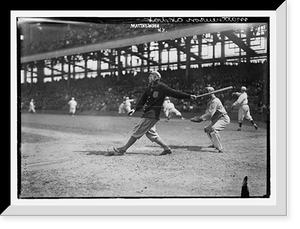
xmin=196 ymin=86 xmax=233 ymax=99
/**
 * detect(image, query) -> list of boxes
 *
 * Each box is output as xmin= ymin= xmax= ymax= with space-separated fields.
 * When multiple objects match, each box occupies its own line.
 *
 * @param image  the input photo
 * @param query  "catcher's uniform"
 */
xmin=232 ymin=92 xmax=253 ymax=123
xmin=193 ymin=95 xmax=230 ymax=152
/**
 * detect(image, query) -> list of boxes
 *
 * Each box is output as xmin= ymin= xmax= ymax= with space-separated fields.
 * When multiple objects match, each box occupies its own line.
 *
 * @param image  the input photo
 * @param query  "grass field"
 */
xmin=19 ymin=112 xmax=268 ymax=198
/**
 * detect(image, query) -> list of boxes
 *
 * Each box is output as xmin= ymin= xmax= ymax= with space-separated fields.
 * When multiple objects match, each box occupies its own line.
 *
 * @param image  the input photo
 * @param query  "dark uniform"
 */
xmin=135 ymin=81 xmax=191 ymax=120
xmin=109 ymin=71 xmax=195 ymax=156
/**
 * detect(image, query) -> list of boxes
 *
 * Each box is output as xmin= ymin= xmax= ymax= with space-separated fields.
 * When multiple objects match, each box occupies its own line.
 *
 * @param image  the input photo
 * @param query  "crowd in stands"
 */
xmin=21 ymin=63 xmax=268 ymax=116
xmin=21 ymin=23 xmax=189 ymax=56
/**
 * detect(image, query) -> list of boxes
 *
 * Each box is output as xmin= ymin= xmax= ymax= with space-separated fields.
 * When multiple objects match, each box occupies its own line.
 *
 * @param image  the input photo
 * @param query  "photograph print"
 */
xmin=18 ymin=14 xmax=270 ymax=199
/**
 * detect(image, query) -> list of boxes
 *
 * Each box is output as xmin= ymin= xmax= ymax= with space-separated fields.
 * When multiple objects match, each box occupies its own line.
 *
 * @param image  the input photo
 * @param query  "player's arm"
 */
xmin=232 ymin=94 xmax=245 ymax=108
xmin=162 ymin=84 xmax=195 ymax=100
xmin=128 ymin=89 xmax=148 ymax=115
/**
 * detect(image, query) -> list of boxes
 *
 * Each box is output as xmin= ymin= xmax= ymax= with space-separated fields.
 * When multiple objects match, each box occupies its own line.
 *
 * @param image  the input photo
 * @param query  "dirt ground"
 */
xmin=19 ymin=112 xmax=268 ymax=198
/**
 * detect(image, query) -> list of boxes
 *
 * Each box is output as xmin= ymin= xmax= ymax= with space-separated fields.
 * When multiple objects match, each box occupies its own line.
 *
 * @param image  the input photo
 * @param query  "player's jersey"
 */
xmin=29 ymin=101 xmax=35 ymax=109
xmin=233 ymin=92 xmax=248 ymax=107
xmin=200 ymin=97 xmax=227 ymax=122
xmin=125 ymin=99 xmax=134 ymax=107
xmin=163 ymin=101 xmax=175 ymax=110
xmin=134 ymin=81 xmax=191 ymax=120
xmin=68 ymin=100 xmax=77 ymax=108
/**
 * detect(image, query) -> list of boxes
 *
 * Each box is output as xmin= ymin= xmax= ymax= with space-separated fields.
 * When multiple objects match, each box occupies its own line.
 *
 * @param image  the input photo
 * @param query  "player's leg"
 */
xmin=204 ymin=125 xmax=215 ymax=148
xmin=146 ymin=125 xmax=172 ymax=155
xmin=173 ymin=108 xmax=185 ymax=120
xmin=109 ymin=118 xmax=157 ymax=156
xmin=164 ymin=109 xmax=170 ymax=122
xmin=210 ymin=131 xmax=223 ymax=152
xmin=244 ymin=106 xmax=258 ymax=130
xmin=237 ymin=107 xmax=245 ymax=131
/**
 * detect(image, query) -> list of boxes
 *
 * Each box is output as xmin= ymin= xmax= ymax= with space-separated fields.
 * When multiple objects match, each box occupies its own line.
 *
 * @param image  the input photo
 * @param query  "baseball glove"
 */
xmin=190 ymin=116 xmax=203 ymax=123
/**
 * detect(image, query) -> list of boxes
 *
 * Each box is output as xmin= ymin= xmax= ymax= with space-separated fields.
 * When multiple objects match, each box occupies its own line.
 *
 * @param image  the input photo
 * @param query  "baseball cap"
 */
xmin=150 ymin=71 xmax=161 ymax=80
xmin=206 ymin=86 xmax=215 ymax=93
xmin=241 ymin=86 xmax=247 ymax=91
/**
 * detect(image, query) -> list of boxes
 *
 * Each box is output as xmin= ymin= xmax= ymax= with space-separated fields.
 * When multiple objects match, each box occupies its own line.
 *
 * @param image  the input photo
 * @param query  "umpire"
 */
xmin=106 ymin=71 xmax=196 ymax=156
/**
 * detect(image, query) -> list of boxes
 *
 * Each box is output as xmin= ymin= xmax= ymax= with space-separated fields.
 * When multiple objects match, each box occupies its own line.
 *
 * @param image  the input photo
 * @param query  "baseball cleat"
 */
xmin=237 ymin=128 xmax=241 ymax=131
xmin=254 ymin=124 xmax=258 ymax=130
xmin=105 ymin=147 xmax=125 ymax=156
xmin=159 ymin=149 xmax=172 ymax=156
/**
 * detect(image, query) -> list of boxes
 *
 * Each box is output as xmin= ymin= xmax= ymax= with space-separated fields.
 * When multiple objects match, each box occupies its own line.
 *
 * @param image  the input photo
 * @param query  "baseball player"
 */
xmin=162 ymin=97 xmax=185 ymax=122
xmin=68 ymin=97 xmax=77 ymax=116
xmin=231 ymin=86 xmax=258 ymax=131
xmin=107 ymin=71 xmax=196 ymax=156
xmin=123 ymin=96 xmax=135 ymax=113
xmin=190 ymin=87 xmax=230 ymax=153
xmin=118 ymin=101 xmax=126 ymax=115
xmin=28 ymin=99 xmax=36 ymax=114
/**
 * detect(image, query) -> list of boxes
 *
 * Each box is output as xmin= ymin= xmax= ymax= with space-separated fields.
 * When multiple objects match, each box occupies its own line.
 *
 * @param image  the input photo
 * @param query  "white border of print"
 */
xmin=6 ymin=5 xmax=286 ymax=216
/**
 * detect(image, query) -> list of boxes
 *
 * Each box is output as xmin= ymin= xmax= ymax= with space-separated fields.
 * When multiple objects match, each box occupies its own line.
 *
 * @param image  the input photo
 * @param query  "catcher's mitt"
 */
xmin=190 ymin=116 xmax=203 ymax=123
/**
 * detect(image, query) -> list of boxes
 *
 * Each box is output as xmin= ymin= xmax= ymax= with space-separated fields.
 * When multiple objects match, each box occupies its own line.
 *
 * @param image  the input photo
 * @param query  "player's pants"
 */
xmin=238 ymin=105 xmax=253 ymax=123
xmin=124 ymin=105 xmax=131 ymax=114
xmin=164 ymin=108 xmax=182 ymax=118
xmin=28 ymin=107 xmax=35 ymax=113
xmin=204 ymin=114 xmax=230 ymax=150
xmin=69 ymin=107 xmax=76 ymax=114
xmin=131 ymin=118 xmax=159 ymax=141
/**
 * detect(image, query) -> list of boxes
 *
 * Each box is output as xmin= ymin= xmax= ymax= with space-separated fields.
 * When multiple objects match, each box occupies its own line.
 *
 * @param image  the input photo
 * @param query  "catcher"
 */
xmin=190 ymin=87 xmax=230 ymax=153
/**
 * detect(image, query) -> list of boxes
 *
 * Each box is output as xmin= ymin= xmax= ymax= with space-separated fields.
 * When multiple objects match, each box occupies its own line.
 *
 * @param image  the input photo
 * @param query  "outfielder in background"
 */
xmin=107 ymin=71 xmax=196 ymax=156
xmin=28 ymin=99 xmax=36 ymax=114
xmin=162 ymin=97 xmax=185 ymax=122
xmin=231 ymin=86 xmax=258 ymax=131
xmin=190 ymin=87 xmax=230 ymax=153
xmin=68 ymin=97 xmax=77 ymax=116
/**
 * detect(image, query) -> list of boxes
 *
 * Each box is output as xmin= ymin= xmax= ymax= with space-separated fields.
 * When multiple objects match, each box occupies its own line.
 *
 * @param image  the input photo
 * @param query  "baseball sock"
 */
xmin=121 ymin=136 xmax=137 ymax=151
xmin=153 ymin=137 xmax=171 ymax=151
xmin=239 ymin=123 xmax=242 ymax=128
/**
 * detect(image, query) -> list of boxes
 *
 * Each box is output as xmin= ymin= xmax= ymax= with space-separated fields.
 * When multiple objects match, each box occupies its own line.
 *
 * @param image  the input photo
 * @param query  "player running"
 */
xmin=231 ymin=86 xmax=258 ymax=131
xmin=68 ymin=97 xmax=77 ymax=116
xmin=107 ymin=71 xmax=196 ymax=156
xmin=190 ymin=87 xmax=230 ymax=153
xmin=162 ymin=97 xmax=185 ymax=122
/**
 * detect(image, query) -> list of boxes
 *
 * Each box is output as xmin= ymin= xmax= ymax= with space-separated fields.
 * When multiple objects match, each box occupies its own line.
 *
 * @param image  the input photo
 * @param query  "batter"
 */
xmin=107 ymin=71 xmax=196 ymax=156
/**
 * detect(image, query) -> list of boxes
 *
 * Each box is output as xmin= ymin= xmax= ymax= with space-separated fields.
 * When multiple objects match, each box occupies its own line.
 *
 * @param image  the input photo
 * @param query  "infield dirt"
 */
xmin=19 ymin=113 xmax=268 ymax=198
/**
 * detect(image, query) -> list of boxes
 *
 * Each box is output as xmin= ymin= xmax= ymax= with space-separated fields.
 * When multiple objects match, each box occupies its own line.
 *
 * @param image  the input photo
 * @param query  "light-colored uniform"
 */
xmin=28 ymin=100 xmax=36 ymax=113
xmin=68 ymin=98 xmax=77 ymax=115
xmin=200 ymin=92 xmax=230 ymax=152
xmin=118 ymin=101 xmax=126 ymax=115
xmin=232 ymin=91 xmax=253 ymax=123
xmin=163 ymin=98 xmax=183 ymax=120
xmin=124 ymin=97 xmax=134 ymax=113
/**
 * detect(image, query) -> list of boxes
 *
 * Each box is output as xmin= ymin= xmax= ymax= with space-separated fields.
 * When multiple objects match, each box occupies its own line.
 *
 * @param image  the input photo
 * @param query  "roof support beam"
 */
xmin=222 ymin=30 xmax=257 ymax=56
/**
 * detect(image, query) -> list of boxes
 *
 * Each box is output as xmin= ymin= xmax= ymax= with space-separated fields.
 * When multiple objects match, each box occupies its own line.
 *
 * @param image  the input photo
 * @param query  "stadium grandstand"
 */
xmin=19 ymin=17 xmax=269 ymax=121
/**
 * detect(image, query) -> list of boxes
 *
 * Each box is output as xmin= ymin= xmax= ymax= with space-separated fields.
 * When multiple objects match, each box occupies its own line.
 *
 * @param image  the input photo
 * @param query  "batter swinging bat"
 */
xmin=196 ymin=86 xmax=233 ymax=99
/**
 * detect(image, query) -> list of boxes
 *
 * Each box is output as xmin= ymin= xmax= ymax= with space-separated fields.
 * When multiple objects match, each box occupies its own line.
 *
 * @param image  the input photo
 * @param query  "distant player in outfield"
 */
xmin=68 ymin=97 xmax=77 ymax=116
xmin=190 ymin=87 xmax=230 ymax=153
xmin=106 ymin=71 xmax=196 ymax=156
xmin=163 ymin=97 xmax=185 ymax=122
xmin=28 ymin=99 xmax=36 ymax=114
xmin=231 ymin=86 xmax=258 ymax=131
